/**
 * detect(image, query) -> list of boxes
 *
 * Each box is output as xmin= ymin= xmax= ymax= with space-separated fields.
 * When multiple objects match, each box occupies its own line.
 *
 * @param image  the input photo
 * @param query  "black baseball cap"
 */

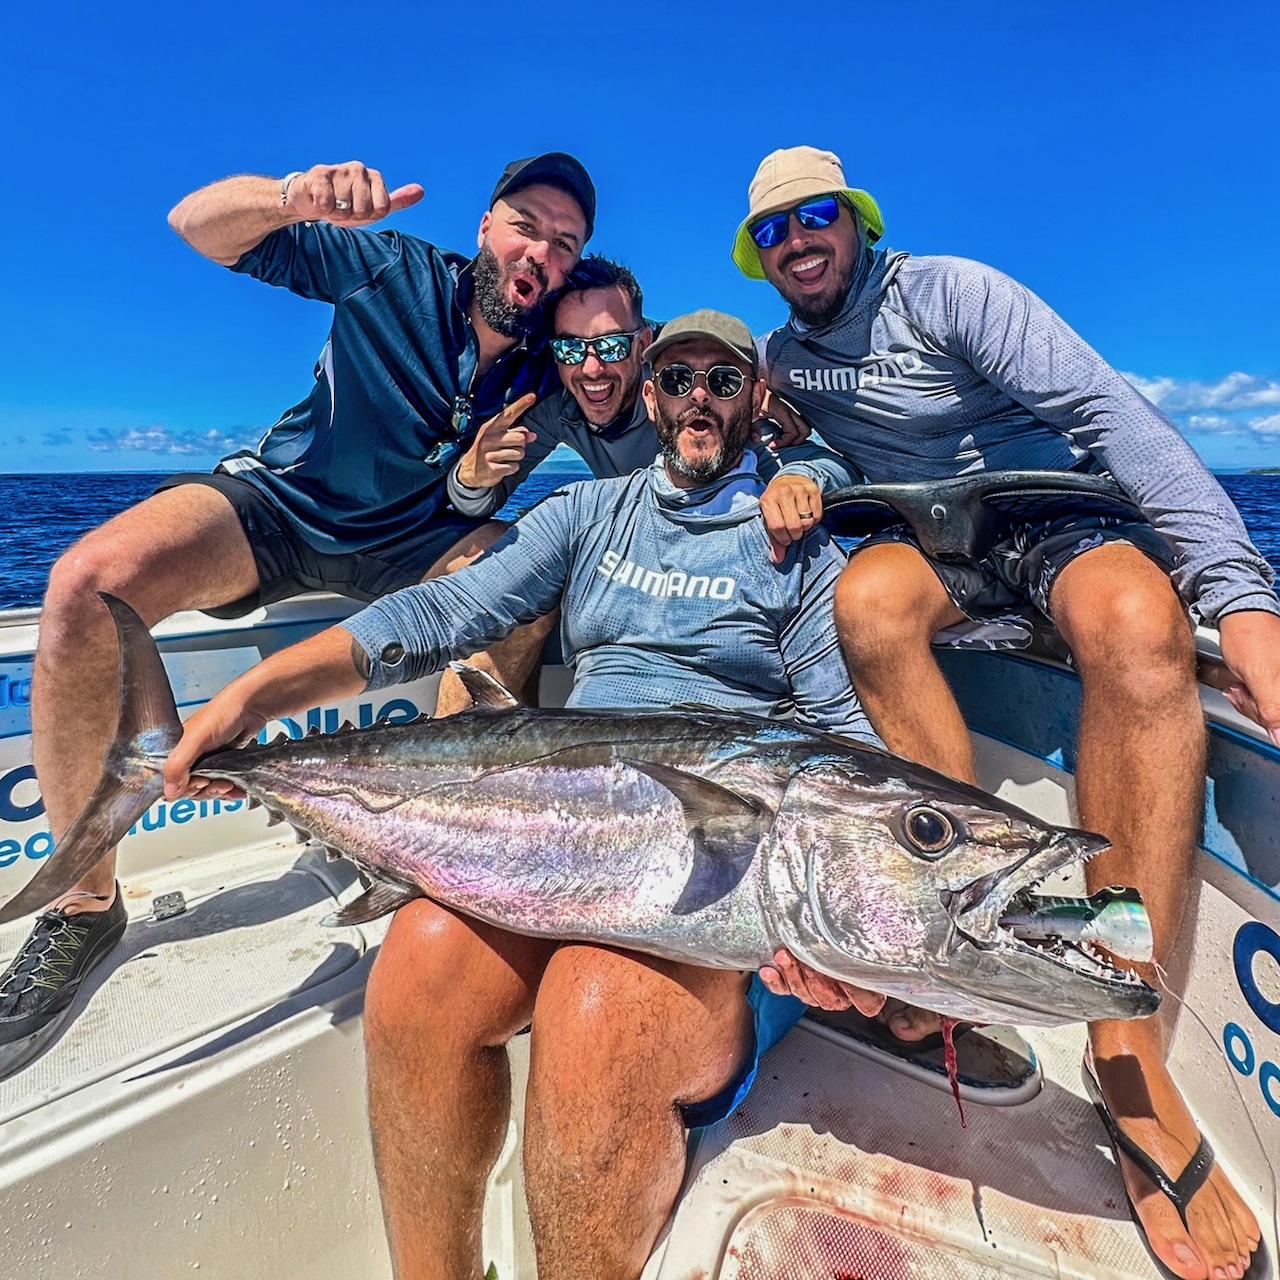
xmin=490 ymin=152 xmax=596 ymax=241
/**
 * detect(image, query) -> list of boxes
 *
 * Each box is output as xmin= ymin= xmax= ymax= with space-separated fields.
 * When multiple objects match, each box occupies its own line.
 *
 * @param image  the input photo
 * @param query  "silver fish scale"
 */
xmin=12 ymin=599 xmax=1161 ymax=1029
xmin=231 ymin=753 xmax=766 ymax=949
xmin=175 ymin=710 xmax=1161 ymax=1020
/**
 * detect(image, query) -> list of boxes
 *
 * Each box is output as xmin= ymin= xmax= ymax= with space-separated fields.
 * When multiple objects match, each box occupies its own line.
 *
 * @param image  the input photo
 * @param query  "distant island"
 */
xmin=1247 ymin=467 xmax=1280 ymax=475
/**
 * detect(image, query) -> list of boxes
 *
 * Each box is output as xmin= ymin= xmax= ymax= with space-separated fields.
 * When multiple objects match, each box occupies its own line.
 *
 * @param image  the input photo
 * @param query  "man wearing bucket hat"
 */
xmin=739 ymin=144 xmax=1278 ymax=1280
xmin=162 ymin=307 xmax=882 ymax=1278
xmin=3 ymin=153 xmax=594 ymax=1078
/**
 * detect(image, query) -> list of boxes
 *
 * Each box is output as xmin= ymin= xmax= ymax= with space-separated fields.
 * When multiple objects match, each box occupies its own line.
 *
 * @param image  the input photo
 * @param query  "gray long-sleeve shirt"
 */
xmin=764 ymin=249 xmax=1278 ymax=624
xmin=343 ymin=454 xmax=875 ymax=741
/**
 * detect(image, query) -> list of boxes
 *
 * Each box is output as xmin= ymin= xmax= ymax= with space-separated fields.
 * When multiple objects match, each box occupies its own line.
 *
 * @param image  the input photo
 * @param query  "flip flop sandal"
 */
xmin=1082 ymin=1062 xmax=1265 ymax=1279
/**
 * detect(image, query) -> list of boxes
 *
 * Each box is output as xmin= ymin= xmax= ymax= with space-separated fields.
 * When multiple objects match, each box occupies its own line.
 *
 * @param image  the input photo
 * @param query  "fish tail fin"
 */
xmin=0 ymin=593 xmax=181 ymax=924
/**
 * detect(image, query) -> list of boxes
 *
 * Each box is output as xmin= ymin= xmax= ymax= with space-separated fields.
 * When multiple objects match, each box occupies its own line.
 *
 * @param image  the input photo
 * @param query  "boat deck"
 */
xmin=3 ymin=824 xmax=1264 ymax=1279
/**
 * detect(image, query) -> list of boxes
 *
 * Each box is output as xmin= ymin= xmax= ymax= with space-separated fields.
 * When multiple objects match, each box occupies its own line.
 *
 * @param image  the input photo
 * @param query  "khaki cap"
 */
xmin=643 ymin=310 xmax=757 ymax=375
xmin=732 ymin=146 xmax=884 ymax=280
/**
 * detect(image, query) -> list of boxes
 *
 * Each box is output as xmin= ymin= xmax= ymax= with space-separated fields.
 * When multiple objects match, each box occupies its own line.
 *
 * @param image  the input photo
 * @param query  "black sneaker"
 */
xmin=0 ymin=884 xmax=128 ymax=1078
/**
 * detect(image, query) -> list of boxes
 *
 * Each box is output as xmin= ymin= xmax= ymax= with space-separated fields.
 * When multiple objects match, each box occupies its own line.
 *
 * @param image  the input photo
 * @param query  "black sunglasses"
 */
xmin=749 ymin=195 xmax=843 ymax=250
xmin=655 ymin=364 xmax=747 ymax=400
xmin=550 ymin=330 xmax=642 ymax=365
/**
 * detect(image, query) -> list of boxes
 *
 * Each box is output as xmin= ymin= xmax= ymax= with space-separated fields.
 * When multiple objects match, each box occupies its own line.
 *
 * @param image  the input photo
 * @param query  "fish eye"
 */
xmin=901 ymin=805 xmax=955 ymax=857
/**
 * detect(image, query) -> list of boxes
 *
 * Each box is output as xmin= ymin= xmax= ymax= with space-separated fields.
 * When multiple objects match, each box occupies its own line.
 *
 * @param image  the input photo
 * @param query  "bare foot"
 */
xmin=1092 ymin=1042 xmax=1260 ymax=1280
xmin=876 ymin=999 xmax=942 ymax=1042
xmin=49 ymin=886 xmax=116 ymax=916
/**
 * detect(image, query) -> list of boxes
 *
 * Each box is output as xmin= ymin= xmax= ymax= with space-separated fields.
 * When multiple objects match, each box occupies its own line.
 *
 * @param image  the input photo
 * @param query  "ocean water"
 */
xmin=1 ymin=468 xmax=1277 ymax=612
xmin=0 ymin=463 xmax=592 ymax=611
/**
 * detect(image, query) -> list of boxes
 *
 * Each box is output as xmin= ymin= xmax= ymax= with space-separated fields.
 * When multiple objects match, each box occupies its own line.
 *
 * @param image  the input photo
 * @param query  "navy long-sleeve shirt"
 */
xmin=221 ymin=223 xmax=558 ymax=555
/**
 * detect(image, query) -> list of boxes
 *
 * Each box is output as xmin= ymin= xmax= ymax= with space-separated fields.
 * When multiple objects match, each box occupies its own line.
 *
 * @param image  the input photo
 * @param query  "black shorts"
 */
xmin=859 ymin=513 xmax=1179 ymax=650
xmin=156 ymin=472 xmax=489 ymax=620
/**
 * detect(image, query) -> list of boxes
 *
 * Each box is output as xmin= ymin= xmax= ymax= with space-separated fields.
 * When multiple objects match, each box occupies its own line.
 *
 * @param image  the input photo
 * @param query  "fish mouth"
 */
xmin=944 ymin=830 xmax=1149 ymax=989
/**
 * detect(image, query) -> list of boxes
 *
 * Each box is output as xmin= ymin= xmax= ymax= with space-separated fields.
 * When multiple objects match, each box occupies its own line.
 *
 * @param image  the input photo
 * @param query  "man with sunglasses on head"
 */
xmin=739 ymin=145 xmax=1277 ymax=1280
xmin=1 ymin=153 xmax=594 ymax=1079
xmin=163 ymin=309 xmax=883 ymax=1279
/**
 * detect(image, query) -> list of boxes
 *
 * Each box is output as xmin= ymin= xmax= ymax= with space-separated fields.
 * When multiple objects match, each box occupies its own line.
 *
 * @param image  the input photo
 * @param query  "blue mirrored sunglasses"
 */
xmin=550 ymin=330 xmax=641 ymax=365
xmin=748 ymin=195 xmax=843 ymax=250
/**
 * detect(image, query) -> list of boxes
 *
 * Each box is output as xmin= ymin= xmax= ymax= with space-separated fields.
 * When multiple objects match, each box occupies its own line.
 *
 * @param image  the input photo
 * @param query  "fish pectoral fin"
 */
xmin=449 ymin=662 xmax=520 ymax=710
xmin=619 ymin=758 xmax=765 ymax=917
xmin=621 ymin=758 xmax=763 ymax=822
xmin=322 ymin=880 xmax=423 ymax=927
xmin=672 ymin=826 xmax=762 ymax=916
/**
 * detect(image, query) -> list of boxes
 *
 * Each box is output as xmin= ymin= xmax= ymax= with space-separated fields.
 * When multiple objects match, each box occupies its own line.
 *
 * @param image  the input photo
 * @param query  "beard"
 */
xmin=774 ymin=248 xmax=856 ymax=328
xmin=472 ymin=242 xmax=550 ymax=338
xmin=654 ymin=397 xmax=755 ymax=485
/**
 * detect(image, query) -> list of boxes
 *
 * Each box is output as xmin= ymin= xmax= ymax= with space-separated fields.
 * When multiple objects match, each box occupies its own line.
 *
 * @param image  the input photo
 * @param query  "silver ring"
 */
xmin=334 ymin=198 xmax=352 ymax=210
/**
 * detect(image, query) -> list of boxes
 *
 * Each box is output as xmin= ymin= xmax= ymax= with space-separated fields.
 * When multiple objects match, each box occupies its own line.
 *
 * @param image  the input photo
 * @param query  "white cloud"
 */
xmin=86 ymin=425 xmax=263 ymax=456
xmin=1248 ymin=413 xmax=1280 ymax=438
xmin=1123 ymin=372 xmax=1280 ymax=443
xmin=1125 ymin=371 xmax=1280 ymax=411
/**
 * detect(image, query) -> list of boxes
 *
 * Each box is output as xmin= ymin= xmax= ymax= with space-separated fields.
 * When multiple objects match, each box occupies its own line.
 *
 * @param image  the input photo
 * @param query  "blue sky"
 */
xmin=3 ymin=0 xmax=1279 ymax=473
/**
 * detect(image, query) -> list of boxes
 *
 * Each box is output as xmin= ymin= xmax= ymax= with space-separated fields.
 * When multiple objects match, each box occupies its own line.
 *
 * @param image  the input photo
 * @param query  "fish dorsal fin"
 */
xmin=621 ymin=759 xmax=766 ymax=916
xmin=668 ymin=701 xmax=727 ymax=715
xmin=322 ymin=880 xmax=422 ymax=927
xmin=449 ymin=662 xmax=520 ymax=710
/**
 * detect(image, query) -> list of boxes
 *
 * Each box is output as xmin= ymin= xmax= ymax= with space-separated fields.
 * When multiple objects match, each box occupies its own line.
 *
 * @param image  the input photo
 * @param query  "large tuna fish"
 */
xmin=0 ymin=595 xmax=1158 ymax=1027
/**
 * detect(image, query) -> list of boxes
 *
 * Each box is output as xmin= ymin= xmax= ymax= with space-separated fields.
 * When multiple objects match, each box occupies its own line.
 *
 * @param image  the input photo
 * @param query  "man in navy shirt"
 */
xmin=0 ymin=153 xmax=594 ymax=1076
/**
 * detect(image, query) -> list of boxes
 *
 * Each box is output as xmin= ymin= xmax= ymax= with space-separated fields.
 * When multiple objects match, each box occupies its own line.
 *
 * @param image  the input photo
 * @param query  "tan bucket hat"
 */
xmin=732 ymin=146 xmax=884 ymax=280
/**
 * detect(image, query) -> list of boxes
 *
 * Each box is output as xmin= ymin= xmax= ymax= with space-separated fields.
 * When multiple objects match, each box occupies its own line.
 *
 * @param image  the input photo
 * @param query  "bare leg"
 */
xmin=1052 ymin=545 xmax=1259 ymax=1280
xmin=364 ymin=901 xmax=557 ymax=1280
xmin=425 ymin=521 xmax=560 ymax=715
xmin=835 ymin=543 xmax=973 ymax=781
xmin=30 ymin=486 xmax=260 ymax=912
xmin=841 ymin=538 xmax=1258 ymax=1274
xmin=524 ymin=945 xmax=752 ymax=1280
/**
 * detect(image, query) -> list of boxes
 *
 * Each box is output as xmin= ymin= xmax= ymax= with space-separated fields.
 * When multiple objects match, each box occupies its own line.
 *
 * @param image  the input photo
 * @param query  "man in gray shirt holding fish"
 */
xmin=740 ymin=145 xmax=1277 ymax=1280
xmin=165 ymin=311 xmax=881 ymax=1280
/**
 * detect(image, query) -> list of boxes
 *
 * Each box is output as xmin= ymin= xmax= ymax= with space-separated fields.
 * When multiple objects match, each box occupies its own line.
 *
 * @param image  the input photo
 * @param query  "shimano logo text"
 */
xmin=789 ymin=349 xmax=924 ymax=393
xmin=596 ymin=550 xmax=735 ymax=600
